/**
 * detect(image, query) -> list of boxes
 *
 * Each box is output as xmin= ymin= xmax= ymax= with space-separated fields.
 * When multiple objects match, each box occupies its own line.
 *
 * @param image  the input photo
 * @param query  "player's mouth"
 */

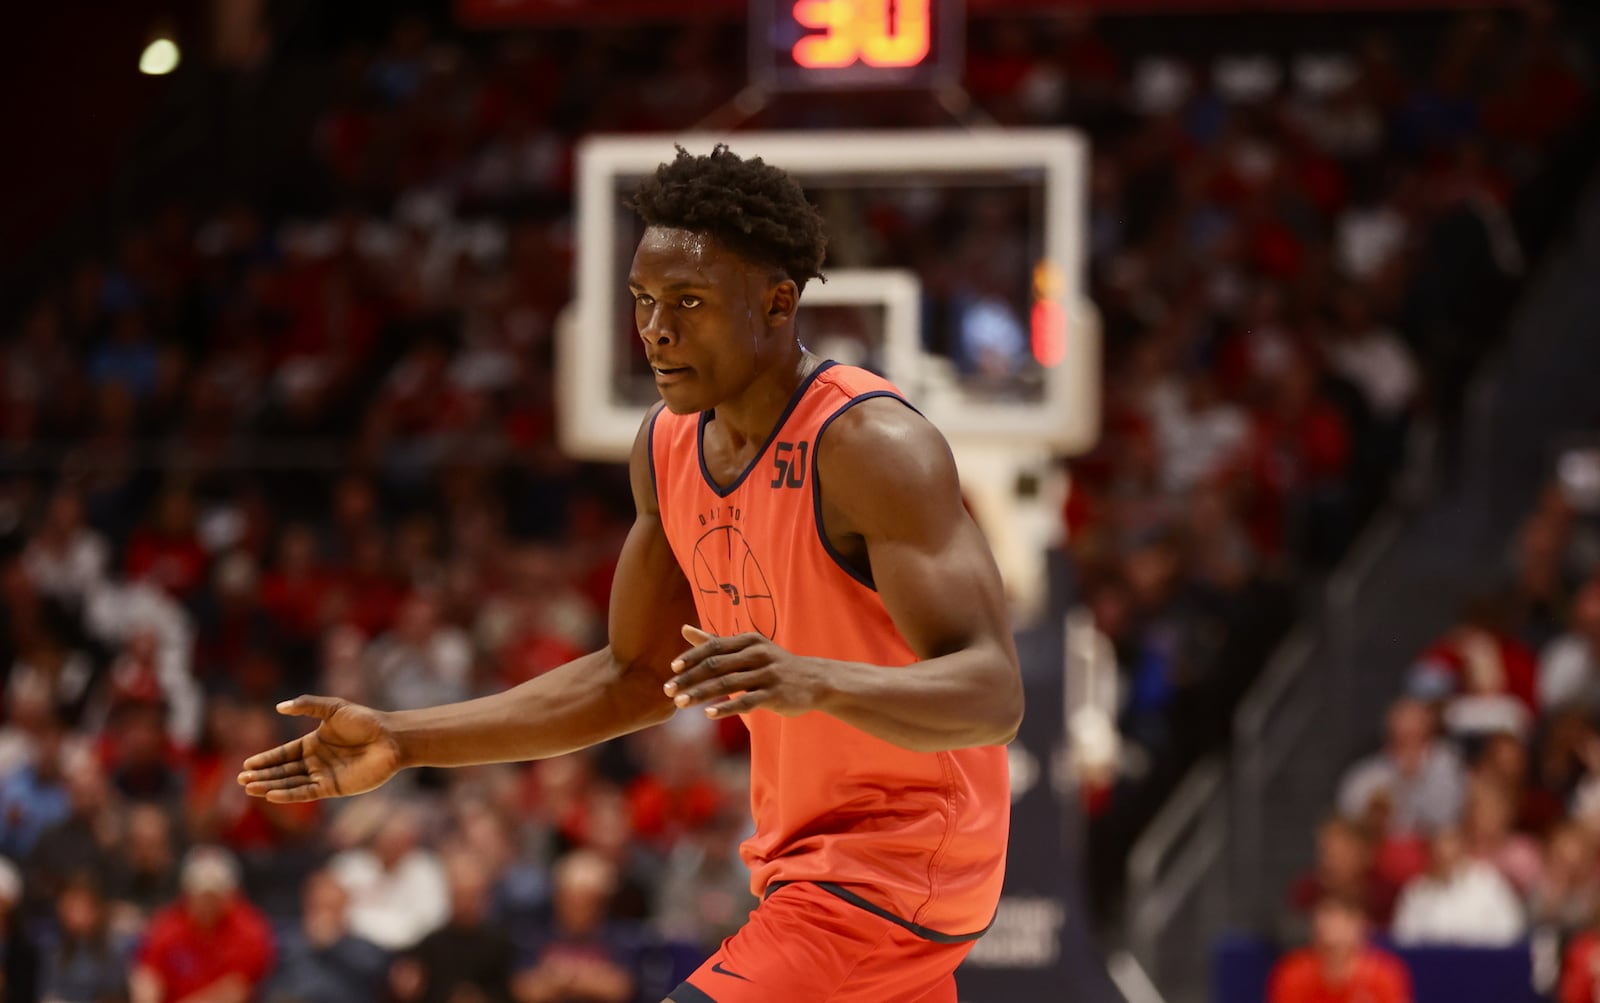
xmin=652 ymin=365 xmax=693 ymax=385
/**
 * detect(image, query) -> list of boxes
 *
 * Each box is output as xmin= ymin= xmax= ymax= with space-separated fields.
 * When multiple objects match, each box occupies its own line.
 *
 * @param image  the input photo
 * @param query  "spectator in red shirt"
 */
xmin=130 ymin=846 xmax=275 ymax=1003
xmin=328 ymin=528 xmax=405 ymax=638
xmin=191 ymin=551 xmax=279 ymax=686
xmin=1290 ymin=816 xmax=1399 ymax=933
xmin=1555 ymin=891 xmax=1600 ymax=1003
xmin=1471 ymin=731 xmax=1563 ymax=838
xmin=125 ymin=485 xmax=210 ymax=602
xmin=1269 ymin=892 xmax=1412 ymax=1003
xmin=1246 ymin=350 xmax=1352 ymax=561
xmin=1409 ymin=594 xmax=1540 ymax=740
xmin=259 ymin=523 xmax=334 ymax=647
xmin=99 ymin=683 xmax=187 ymax=813
xmin=624 ymin=723 xmax=724 ymax=851
xmin=323 ymin=475 xmax=380 ymax=565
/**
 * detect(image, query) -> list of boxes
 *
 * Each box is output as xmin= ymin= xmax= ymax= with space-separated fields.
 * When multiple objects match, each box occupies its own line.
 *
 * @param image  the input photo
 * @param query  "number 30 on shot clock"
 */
xmin=751 ymin=0 xmax=962 ymax=90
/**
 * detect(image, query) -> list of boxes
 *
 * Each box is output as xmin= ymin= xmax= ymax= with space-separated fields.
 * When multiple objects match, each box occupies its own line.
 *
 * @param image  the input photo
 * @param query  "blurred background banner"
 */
xmin=456 ymin=0 xmax=1516 ymax=27
xmin=956 ymin=658 xmax=1124 ymax=1003
xmin=455 ymin=0 xmax=745 ymax=26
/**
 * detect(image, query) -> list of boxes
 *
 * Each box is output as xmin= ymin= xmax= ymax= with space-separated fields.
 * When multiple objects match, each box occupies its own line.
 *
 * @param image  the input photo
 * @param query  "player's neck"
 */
xmin=708 ymin=346 xmax=820 ymax=451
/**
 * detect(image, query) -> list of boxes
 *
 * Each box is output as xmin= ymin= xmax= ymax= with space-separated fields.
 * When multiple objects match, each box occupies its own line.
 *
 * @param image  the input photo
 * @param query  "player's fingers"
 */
xmin=706 ymin=690 xmax=770 ymax=717
xmin=265 ymin=781 xmax=332 ymax=804
xmin=671 ymin=626 xmax=723 ymax=671
xmin=672 ymin=627 xmax=760 ymax=673
xmin=276 ymin=695 xmax=345 ymax=720
xmin=237 ymin=759 xmax=309 ymax=786
xmin=244 ymin=775 xmax=318 ymax=798
xmin=666 ymin=648 xmax=766 ymax=693
xmin=672 ymin=669 xmax=764 ymax=708
xmin=241 ymin=737 xmax=303 ymax=773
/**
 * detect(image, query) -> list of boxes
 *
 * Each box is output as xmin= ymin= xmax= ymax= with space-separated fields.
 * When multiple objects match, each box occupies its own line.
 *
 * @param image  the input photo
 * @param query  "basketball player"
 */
xmin=238 ymin=146 xmax=1022 ymax=1003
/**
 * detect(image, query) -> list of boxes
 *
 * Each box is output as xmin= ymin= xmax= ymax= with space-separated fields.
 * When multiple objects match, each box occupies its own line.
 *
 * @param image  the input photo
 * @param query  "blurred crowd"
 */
xmin=1057 ymin=3 xmax=1589 ymax=917
xmin=0 ymin=4 xmax=1593 ymax=1002
xmin=1265 ymin=448 xmax=1600 ymax=1002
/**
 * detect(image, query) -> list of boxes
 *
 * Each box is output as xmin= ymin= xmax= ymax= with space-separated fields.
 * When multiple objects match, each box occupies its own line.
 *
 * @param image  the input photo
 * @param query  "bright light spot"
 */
xmin=1030 ymin=299 xmax=1067 ymax=368
xmin=139 ymin=38 xmax=181 ymax=76
xmin=1032 ymin=260 xmax=1065 ymax=300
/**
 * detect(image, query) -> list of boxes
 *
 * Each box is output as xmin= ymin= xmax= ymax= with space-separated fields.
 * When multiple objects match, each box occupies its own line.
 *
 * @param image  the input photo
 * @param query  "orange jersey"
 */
xmin=650 ymin=361 xmax=1009 ymax=939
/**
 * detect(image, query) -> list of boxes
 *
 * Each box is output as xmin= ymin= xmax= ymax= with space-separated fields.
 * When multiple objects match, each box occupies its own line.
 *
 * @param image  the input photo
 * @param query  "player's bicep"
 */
xmin=821 ymin=401 xmax=1014 ymax=664
xmin=870 ymin=509 xmax=1011 ymax=663
xmin=609 ymin=405 xmax=699 ymax=681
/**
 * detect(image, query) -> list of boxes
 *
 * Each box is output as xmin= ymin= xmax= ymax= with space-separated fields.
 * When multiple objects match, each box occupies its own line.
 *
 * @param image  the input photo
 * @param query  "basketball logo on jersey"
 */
xmin=691 ymin=525 xmax=778 ymax=639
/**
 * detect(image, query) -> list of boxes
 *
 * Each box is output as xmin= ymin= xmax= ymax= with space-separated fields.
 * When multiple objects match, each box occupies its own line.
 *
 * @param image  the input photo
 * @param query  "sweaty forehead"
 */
xmin=630 ymin=226 xmax=748 ymax=283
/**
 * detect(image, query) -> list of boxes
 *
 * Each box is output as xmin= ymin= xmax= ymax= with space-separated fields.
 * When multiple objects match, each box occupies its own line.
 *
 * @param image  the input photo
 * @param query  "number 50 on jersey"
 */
xmin=750 ymin=0 xmax=963 ymax=90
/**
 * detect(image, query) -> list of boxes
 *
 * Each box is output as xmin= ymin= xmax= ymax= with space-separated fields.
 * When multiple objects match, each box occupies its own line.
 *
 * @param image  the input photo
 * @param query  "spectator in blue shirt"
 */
xmin=0 ymin=720 xmax=74 ymax=860
xmin=37 ymin=873 xmax=133 ymax=1003
xmin=267 ymin=870 xmax=389 ymax=1003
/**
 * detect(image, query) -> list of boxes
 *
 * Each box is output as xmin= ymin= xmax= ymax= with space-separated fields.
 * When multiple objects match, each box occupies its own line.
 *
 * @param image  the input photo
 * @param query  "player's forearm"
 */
xmin=818 ymin=647 xmax=1023 ymax=752
xmin=390 ymin=648 xmax=675 ymax=768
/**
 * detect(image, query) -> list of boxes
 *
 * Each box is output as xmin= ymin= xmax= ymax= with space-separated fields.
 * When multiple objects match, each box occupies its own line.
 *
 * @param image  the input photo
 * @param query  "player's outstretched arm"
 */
xmin=668 ymin=397 xmax=1023 ymax=752
xmin=239 ymin=405 xmax=697 ymax=803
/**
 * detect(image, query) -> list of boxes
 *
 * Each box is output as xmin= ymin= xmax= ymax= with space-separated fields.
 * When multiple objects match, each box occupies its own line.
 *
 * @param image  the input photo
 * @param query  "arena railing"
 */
xmin=1232 ymin=509 xmax=1406 ymax=928
xmin=1126 ymin=755 xmax=1226 ymax=981
xmin=1123 ymin=502 xmax=1410 ymax=996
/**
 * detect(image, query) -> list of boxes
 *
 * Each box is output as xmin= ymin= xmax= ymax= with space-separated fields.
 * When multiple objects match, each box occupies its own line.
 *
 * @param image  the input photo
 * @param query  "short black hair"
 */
xmin=628 ymin=145 xmax=827 ymax=292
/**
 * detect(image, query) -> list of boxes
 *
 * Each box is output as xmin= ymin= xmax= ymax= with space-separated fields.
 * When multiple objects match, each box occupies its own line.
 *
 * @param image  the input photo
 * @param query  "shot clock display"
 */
xmin=750 ymin=0 xmax=962 ymax=90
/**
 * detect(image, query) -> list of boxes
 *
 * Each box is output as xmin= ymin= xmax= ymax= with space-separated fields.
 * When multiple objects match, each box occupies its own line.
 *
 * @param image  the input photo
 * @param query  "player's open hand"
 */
xmin=664 ymin=625 xmax=831 ymax=718
xmin=237 ymin=696 xmax=404 ymax=803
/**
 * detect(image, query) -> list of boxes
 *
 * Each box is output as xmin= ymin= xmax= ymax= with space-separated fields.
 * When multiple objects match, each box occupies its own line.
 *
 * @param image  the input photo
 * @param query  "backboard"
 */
xmin=557 ymin=128 xmax=1098 ymax=463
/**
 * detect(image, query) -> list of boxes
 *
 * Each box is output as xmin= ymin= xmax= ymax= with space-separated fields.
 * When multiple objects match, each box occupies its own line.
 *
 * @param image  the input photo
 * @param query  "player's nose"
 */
xmin=638 ymin=303 xmax=677 ymax=346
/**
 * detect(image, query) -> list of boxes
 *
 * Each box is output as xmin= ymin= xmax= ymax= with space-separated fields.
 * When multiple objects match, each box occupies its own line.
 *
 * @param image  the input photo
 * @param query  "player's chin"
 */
xmin=657 ymin=385 xmax=710 ymax=415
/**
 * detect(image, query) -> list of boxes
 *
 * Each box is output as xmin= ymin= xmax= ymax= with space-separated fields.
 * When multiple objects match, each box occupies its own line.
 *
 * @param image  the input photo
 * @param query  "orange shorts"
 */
xmin=671 ymin=882 xmax=977 ymax=1003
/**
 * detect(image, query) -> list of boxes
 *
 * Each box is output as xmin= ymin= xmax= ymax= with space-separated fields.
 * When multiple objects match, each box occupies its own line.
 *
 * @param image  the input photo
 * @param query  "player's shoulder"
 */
xmin=812 ymin=376 xmax=957 ymax=517
xmin=627 ymin=401 xmax=675 ymax=512
xmin=639 ymin=398 xmax=706 ymax=455
xmin=812 ymin=371 xmax=945 ymax=467
xmin=628 ymin=400 xmax=669 ymax=462
xmin=811 ymin=360 xmax=904 ymax=405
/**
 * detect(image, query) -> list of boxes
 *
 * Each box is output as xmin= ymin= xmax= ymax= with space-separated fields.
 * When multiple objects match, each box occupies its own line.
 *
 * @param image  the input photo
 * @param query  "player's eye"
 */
xmin=679 ymin=295 xmax=702 ymax=309
xmin=633 ymin=293 xmax=654 ymax=307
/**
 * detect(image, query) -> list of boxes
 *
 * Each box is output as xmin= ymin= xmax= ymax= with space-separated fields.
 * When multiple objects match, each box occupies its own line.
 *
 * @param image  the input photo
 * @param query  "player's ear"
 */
xmin=765 ymin=278 xmax=799 ymax=327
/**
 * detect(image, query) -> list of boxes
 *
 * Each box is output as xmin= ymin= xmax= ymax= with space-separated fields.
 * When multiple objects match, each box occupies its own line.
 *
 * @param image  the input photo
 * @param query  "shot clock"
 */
xmin=750 ymin=0 xmax=963 ymax=89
